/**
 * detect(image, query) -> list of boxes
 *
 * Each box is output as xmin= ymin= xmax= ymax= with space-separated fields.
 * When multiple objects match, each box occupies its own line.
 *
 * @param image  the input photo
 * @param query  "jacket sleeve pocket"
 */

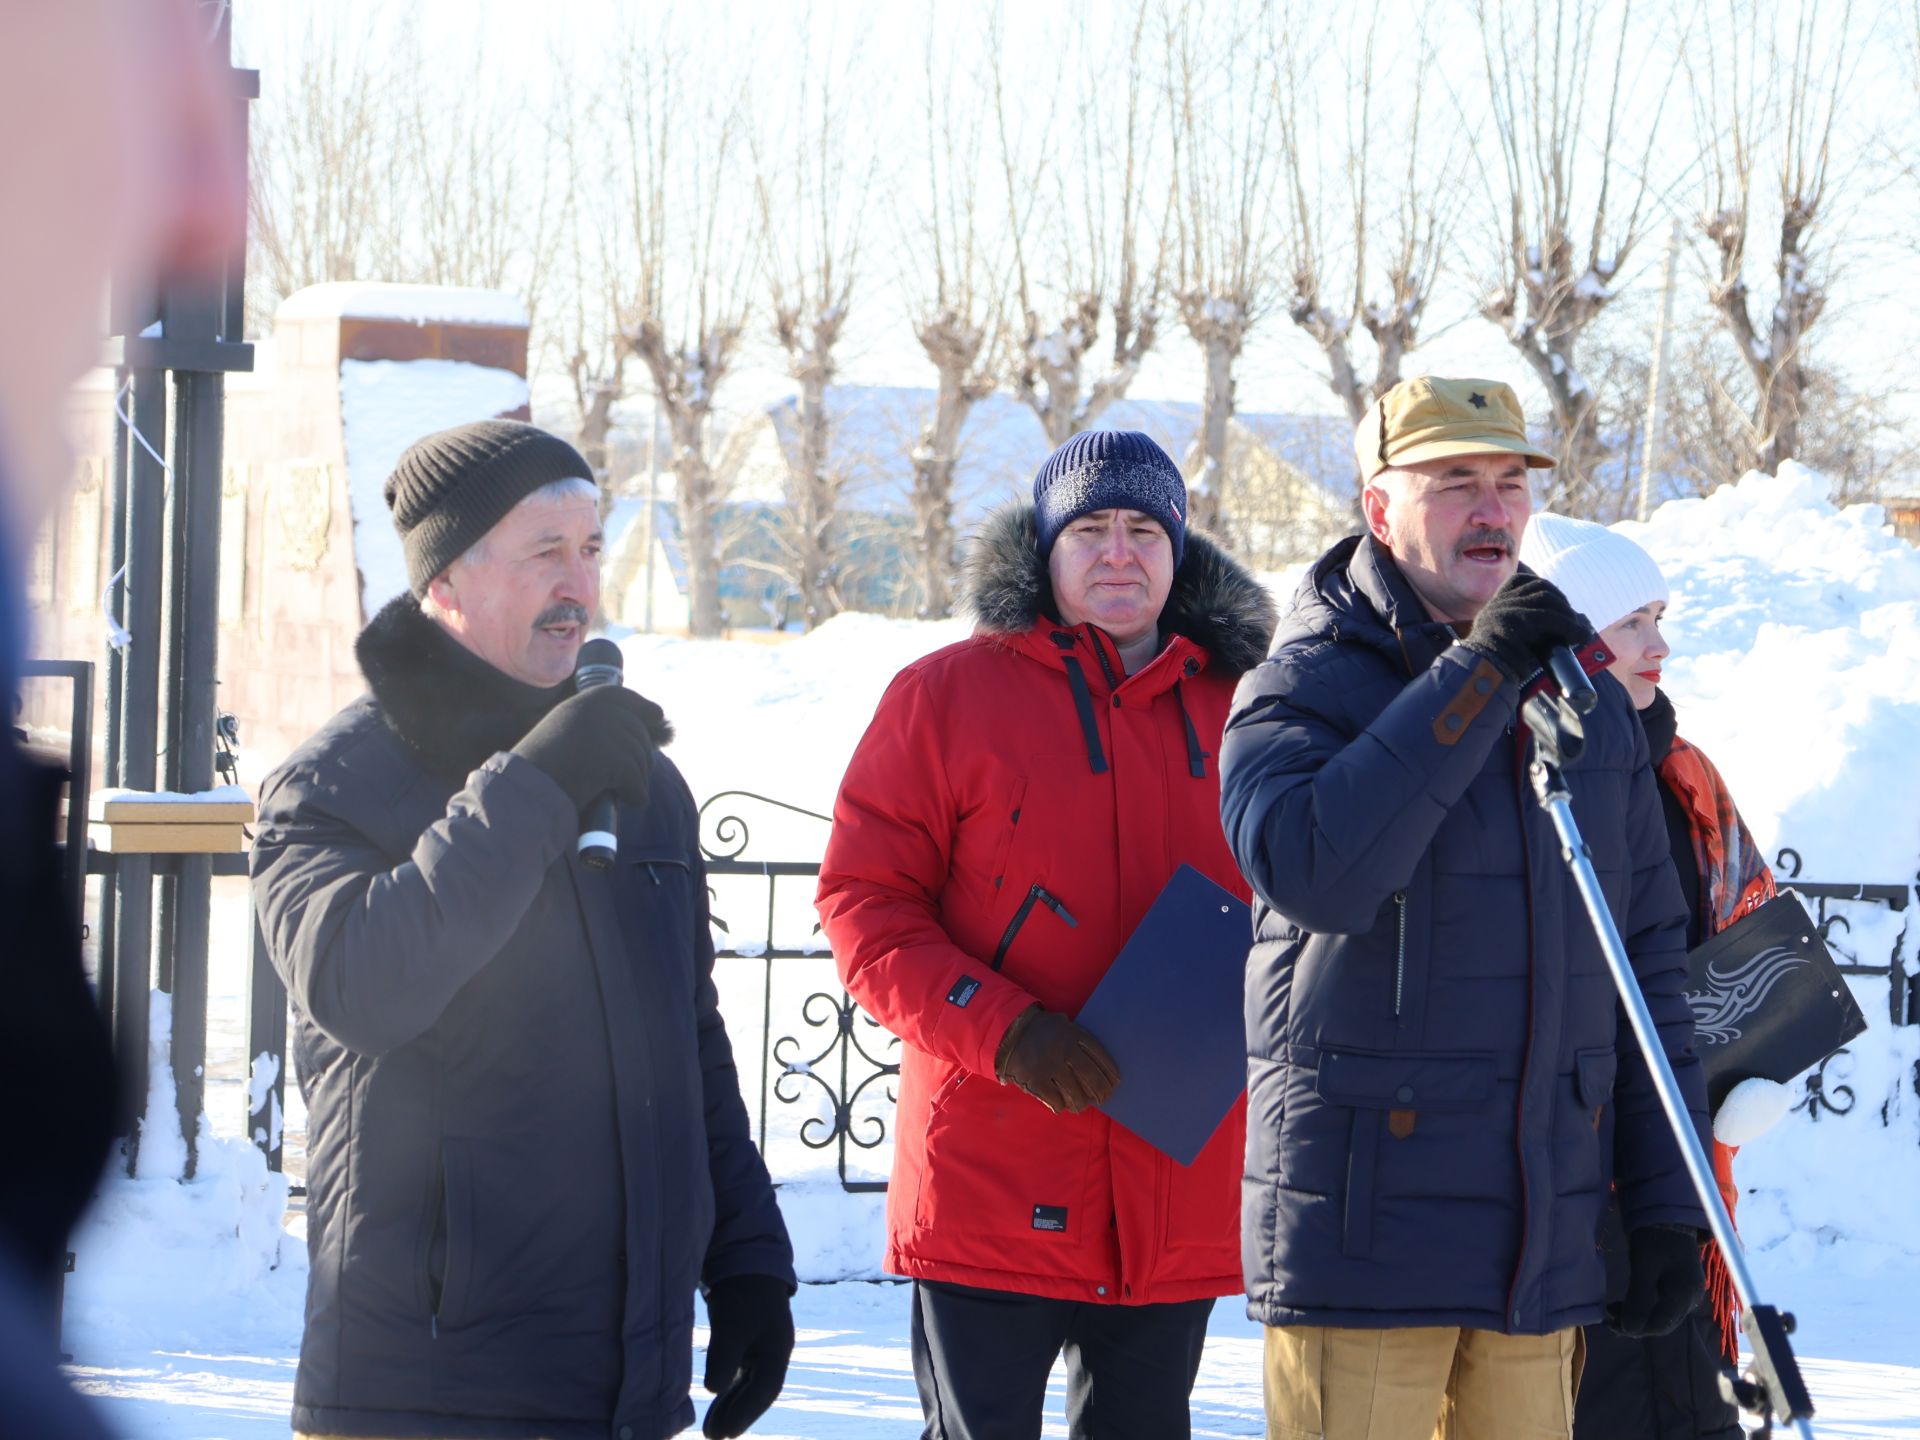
xmin=1314 ymin=1050 xmax=1497 ymax=1111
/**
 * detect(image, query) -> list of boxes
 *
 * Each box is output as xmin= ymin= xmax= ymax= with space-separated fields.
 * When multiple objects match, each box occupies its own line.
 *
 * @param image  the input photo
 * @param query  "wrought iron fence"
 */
xmin=696 ymin=790 xmax=898 ymax=1194
xmin=1771 ymin=848 xmax=1917 ymax=1126
xmin=20 ymin=706 xmax=1912 ymax=1190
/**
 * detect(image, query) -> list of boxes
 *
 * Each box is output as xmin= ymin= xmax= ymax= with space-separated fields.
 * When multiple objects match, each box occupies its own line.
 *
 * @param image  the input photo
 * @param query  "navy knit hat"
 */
xmin=1032 ymin=430 xmax=1187 ymax=568
xmin=383 ymin=420 xmax=596 ymax=596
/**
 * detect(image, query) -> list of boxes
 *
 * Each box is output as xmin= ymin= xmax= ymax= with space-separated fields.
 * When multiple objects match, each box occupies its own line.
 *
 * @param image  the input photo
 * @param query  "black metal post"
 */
xmin=94 ymin=5 xmax=257 ymax=1182
xmin=96 ymin=371 xmax=130 ymax=1027
xmin=103 ymin=366 xmax=129 ymax=797
xmin=157 ymin=359 xmax=224 ymax=1179
xmin=109 ymin=367 xmax=167 ymax=1167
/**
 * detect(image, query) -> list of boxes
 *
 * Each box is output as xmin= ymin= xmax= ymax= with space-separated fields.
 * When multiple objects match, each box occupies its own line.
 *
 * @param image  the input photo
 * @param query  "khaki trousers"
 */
xmin=1263 ymin=1324 xmax=1586 ymax=1440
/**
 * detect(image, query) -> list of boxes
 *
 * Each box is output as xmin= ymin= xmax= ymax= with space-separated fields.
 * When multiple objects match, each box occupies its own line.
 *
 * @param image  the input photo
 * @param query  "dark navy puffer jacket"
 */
xmin=1219 ymin=535 xmax=1708 ymax=1335
xmin=251 ymin=598 xmax=793 ymax=1440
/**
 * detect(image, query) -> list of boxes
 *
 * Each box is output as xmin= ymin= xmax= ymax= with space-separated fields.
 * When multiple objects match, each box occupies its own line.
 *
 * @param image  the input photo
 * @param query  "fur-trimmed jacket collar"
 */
xmin=355 ymin=594 xmax=574 ymax=782
xmin=961 ymin=503 xmax=1278 ymax=676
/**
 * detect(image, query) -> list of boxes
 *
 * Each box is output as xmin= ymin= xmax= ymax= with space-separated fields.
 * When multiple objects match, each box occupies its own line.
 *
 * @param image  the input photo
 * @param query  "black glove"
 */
xmin=702 ymin=1274 xmax=795 ymax=1439
xmin=510 ymin=686 xmax=668 ymax=811
xmin=995 ymin=1005 xmax=1123 ymax=1114
xmin=1607 ymin=1224 xmax=1705 ymax=1337
xmin=1462 ymin=573 xmax=1593 ymax=682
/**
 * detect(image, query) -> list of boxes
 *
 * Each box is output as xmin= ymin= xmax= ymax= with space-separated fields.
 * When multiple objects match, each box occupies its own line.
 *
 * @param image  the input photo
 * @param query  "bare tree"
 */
xmin=1163 ymin=0 xmax=1280 ymax=534
xmin=1692 ymin=0 xmax=1860 ymax=474
xmin=615 ymin=28 xmax=758 ymax=639
xmin=392 ymin=27 xmax=556 ymax=323
xmin=248 ymin=18 xmax=549 ymax=338
xmin=1651 ymin=320 xmax=1905 ymax=505
xmin=903 ymin=24 xmax=1004 ymax=619
xmin=1276 ymin=8 xmax=1449 ymax=493
xmin=245 ymin=14 xmax=405 ymax=331
xmin=1474 ymin=0 xmax=1676 ymax=512
xmin=754 ymin=21 xmax=871 ymax=630
xmin=535 ymin=65 xmax=634 ymax=485
xmin=995 ymin=5 xmax=1167 ymax=448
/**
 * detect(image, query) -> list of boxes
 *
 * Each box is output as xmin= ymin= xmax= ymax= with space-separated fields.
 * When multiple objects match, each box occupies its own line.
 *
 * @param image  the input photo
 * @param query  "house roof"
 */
xmin=709 ymin=385 xmax=1355 ymax=526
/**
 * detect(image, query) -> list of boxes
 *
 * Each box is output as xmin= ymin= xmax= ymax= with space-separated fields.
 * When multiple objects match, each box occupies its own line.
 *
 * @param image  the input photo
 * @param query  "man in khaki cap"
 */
xmin=1218 ymin=377 xmax=1712 ymax=1437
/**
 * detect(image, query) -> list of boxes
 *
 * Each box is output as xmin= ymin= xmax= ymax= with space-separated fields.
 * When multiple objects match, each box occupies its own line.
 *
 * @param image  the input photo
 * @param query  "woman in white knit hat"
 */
xmin=1521 ymin=512 xmax=1789 ymax=1440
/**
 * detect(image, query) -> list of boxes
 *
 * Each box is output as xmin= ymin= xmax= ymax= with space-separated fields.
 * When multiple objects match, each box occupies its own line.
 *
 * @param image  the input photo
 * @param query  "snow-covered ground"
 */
xmin=61 ymin=467 xmax=1920 ymax=1435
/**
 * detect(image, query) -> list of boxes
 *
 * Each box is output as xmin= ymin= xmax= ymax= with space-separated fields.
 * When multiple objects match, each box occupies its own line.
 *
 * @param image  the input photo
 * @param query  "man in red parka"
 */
xmin=816 ymin=430 xmax=1277 ymax=1440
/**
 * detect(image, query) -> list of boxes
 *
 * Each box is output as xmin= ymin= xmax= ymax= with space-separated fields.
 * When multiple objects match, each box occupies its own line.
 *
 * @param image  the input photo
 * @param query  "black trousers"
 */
xmin=910 ymin=1279 xmax=1215 ymax=1440
xmin=1574 ymin=1196 xmax=1742 ymax=1439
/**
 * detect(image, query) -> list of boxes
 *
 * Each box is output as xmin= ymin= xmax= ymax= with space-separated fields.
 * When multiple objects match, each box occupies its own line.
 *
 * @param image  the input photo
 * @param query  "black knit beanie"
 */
xmin=383 ymin=419 xmax=596 ymax=596
xmin=1031 ymin=430 xmax=1188 ymax=567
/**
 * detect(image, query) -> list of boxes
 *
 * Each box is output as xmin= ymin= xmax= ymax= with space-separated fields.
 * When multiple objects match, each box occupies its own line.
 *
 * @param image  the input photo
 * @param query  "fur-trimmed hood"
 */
xmin=961 ymin=502 xmax=1278 ymax=676
xmin=355 ymin=594 xmax=671 ymax=781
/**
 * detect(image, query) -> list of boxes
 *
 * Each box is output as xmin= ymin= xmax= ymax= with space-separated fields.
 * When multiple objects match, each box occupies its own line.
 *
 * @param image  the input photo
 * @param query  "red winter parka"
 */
xmin=816 ymin=505 xmax=1277 ymax=1305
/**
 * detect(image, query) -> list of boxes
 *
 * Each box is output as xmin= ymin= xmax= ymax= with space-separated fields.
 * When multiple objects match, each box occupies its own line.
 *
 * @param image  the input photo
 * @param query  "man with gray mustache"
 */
xmin=251 ymin=420 xmax=796 ymax=1440
xmin=1220 ymin=378 xmax=1710 ymax=1438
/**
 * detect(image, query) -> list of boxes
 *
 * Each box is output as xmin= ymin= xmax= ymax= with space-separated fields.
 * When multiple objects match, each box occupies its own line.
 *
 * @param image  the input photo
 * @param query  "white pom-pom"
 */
xmin=1713 ymin=1076 xmax=1793 ymax=1146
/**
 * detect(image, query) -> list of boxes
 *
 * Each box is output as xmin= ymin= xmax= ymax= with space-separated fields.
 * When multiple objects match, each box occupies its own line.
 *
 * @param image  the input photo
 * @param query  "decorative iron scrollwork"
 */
xmin=771 ymin=990 xmax=900 ymax=1189
xmin=697 ymin=789 xmax=832 ymax=862
xmin=1792 ymin=1048 xmax=1856 ymax=1122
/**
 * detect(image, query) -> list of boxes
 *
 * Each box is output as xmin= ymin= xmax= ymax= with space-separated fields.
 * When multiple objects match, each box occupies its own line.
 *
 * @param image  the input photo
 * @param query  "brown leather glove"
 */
xmin=994 ymin=1005 xmax=1122 ymax=1114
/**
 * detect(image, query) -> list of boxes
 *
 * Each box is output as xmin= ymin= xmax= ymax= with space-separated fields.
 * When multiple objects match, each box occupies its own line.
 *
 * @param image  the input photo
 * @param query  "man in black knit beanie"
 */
xmin=252 ymin=418 xmax=796 ymax=1440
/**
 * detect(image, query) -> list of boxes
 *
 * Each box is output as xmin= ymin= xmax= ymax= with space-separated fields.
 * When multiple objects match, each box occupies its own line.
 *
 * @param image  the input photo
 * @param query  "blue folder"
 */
xmin=1074 ymin=865 xmax=1252 ymax=1166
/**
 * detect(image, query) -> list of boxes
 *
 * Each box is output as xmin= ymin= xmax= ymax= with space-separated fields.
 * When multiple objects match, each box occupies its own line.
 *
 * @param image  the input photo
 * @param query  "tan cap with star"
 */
xmin=1354 ymin=376 xmax=1557 ymax=483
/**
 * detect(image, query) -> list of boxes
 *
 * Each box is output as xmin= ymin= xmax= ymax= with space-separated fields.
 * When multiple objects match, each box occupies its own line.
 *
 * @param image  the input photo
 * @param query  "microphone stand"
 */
xmin=1523 ymin=656 xmax=1816 ymax=1440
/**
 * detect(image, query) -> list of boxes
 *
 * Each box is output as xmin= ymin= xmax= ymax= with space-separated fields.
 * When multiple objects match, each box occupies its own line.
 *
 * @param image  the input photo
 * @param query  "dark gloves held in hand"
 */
xmin=1463 ymin=573 xmax=1593 ymax=683
xmin=702 ymin=1274 xmax=795 ymax=1439
xmin=995 ymin=1005 xmax=1122 ymax=1115
xmin=1608 ymin=1223 xmax=1706 ymax=1338
xmin=511 ymin=685 xmax=669 ymax=812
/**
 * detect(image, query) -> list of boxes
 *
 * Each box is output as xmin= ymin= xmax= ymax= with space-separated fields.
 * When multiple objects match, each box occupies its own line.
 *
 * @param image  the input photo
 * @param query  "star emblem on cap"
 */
xmin=1468 ymin=392 xmax=1489 ymax=409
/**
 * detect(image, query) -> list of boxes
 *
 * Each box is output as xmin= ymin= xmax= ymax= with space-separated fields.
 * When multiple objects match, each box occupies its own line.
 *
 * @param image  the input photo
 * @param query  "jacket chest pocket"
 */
xmin=616 ymin=850 xmax=700 ymax=997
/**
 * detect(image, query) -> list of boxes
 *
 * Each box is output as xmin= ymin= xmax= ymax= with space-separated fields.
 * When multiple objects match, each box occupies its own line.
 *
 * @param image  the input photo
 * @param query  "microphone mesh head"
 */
xmin=574 ymin=637 xmax=623 ymax=688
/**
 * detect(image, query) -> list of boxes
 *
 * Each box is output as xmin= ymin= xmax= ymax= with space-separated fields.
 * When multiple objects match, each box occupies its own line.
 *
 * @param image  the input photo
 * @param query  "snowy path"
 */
xmin=65 ymin=1256 xmax=1920 ymax=1439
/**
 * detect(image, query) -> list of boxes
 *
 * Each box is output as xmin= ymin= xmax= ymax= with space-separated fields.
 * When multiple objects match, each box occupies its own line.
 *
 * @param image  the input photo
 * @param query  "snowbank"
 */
xmin=1624 ymin=463 xmax=1920 ymax=885
xmin=1619 ymin=465 xmax=1920 ymax=1261
xmin=66 ymin=997 xmax=305 ymax=1361
xmin=338 ymin=358 xmax=531 ymax=616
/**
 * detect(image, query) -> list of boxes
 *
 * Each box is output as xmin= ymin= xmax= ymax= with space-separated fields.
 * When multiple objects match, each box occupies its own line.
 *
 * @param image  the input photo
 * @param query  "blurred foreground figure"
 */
xmin=0 ymin=2 xmax=241 ymax=1435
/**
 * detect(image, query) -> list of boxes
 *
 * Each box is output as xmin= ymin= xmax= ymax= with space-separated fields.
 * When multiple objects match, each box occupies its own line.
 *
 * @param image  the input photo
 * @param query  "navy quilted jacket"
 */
xmin=1219 ymin=536 xmax=1708 ymax=1334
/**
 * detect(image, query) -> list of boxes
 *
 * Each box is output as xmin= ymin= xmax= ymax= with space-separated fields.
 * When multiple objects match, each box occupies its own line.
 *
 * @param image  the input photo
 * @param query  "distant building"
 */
xmin=1885 ymin=495 xmax=1920 ymax=547
xmin=600 ymin=387 xmax=1357 ymax=629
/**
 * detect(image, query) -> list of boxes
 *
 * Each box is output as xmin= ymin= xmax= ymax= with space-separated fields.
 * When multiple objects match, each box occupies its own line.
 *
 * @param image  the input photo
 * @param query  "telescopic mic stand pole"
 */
xmin=1522 ymin=655 xmax=1816 ymax=1440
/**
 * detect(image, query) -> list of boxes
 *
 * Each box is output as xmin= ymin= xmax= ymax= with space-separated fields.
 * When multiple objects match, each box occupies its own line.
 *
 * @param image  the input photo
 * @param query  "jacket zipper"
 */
xmin=992 ymin=882 xmax=1078 ymax=970
xmin=1505 ymin=725 xmax=1539 ymax=1331
xmin=1392 ymin=891 xmax=1408 ymax=1018
xmin=1087 ymin=630 xmax=1122 ymax=692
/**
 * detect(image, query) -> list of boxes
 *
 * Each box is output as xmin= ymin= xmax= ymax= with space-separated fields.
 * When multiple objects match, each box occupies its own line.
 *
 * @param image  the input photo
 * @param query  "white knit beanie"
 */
xmin=1517 ymin=512 xmax=1669 ymax=632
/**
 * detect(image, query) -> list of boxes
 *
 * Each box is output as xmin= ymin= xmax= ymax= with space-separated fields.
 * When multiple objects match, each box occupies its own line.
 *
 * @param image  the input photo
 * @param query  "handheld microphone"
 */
xmin=573 ymin=637 xmax=624 ymax=871
xmin=1548 ymin=646 xmax=1598 ymax=715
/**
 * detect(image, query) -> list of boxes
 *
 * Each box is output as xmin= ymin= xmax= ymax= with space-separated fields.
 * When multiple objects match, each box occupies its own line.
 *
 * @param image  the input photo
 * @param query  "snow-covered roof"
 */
xmin=275 ymin=282 xmax=529 ymax=329
xmin=713 ymin=386 xmax=1355 ymax=526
